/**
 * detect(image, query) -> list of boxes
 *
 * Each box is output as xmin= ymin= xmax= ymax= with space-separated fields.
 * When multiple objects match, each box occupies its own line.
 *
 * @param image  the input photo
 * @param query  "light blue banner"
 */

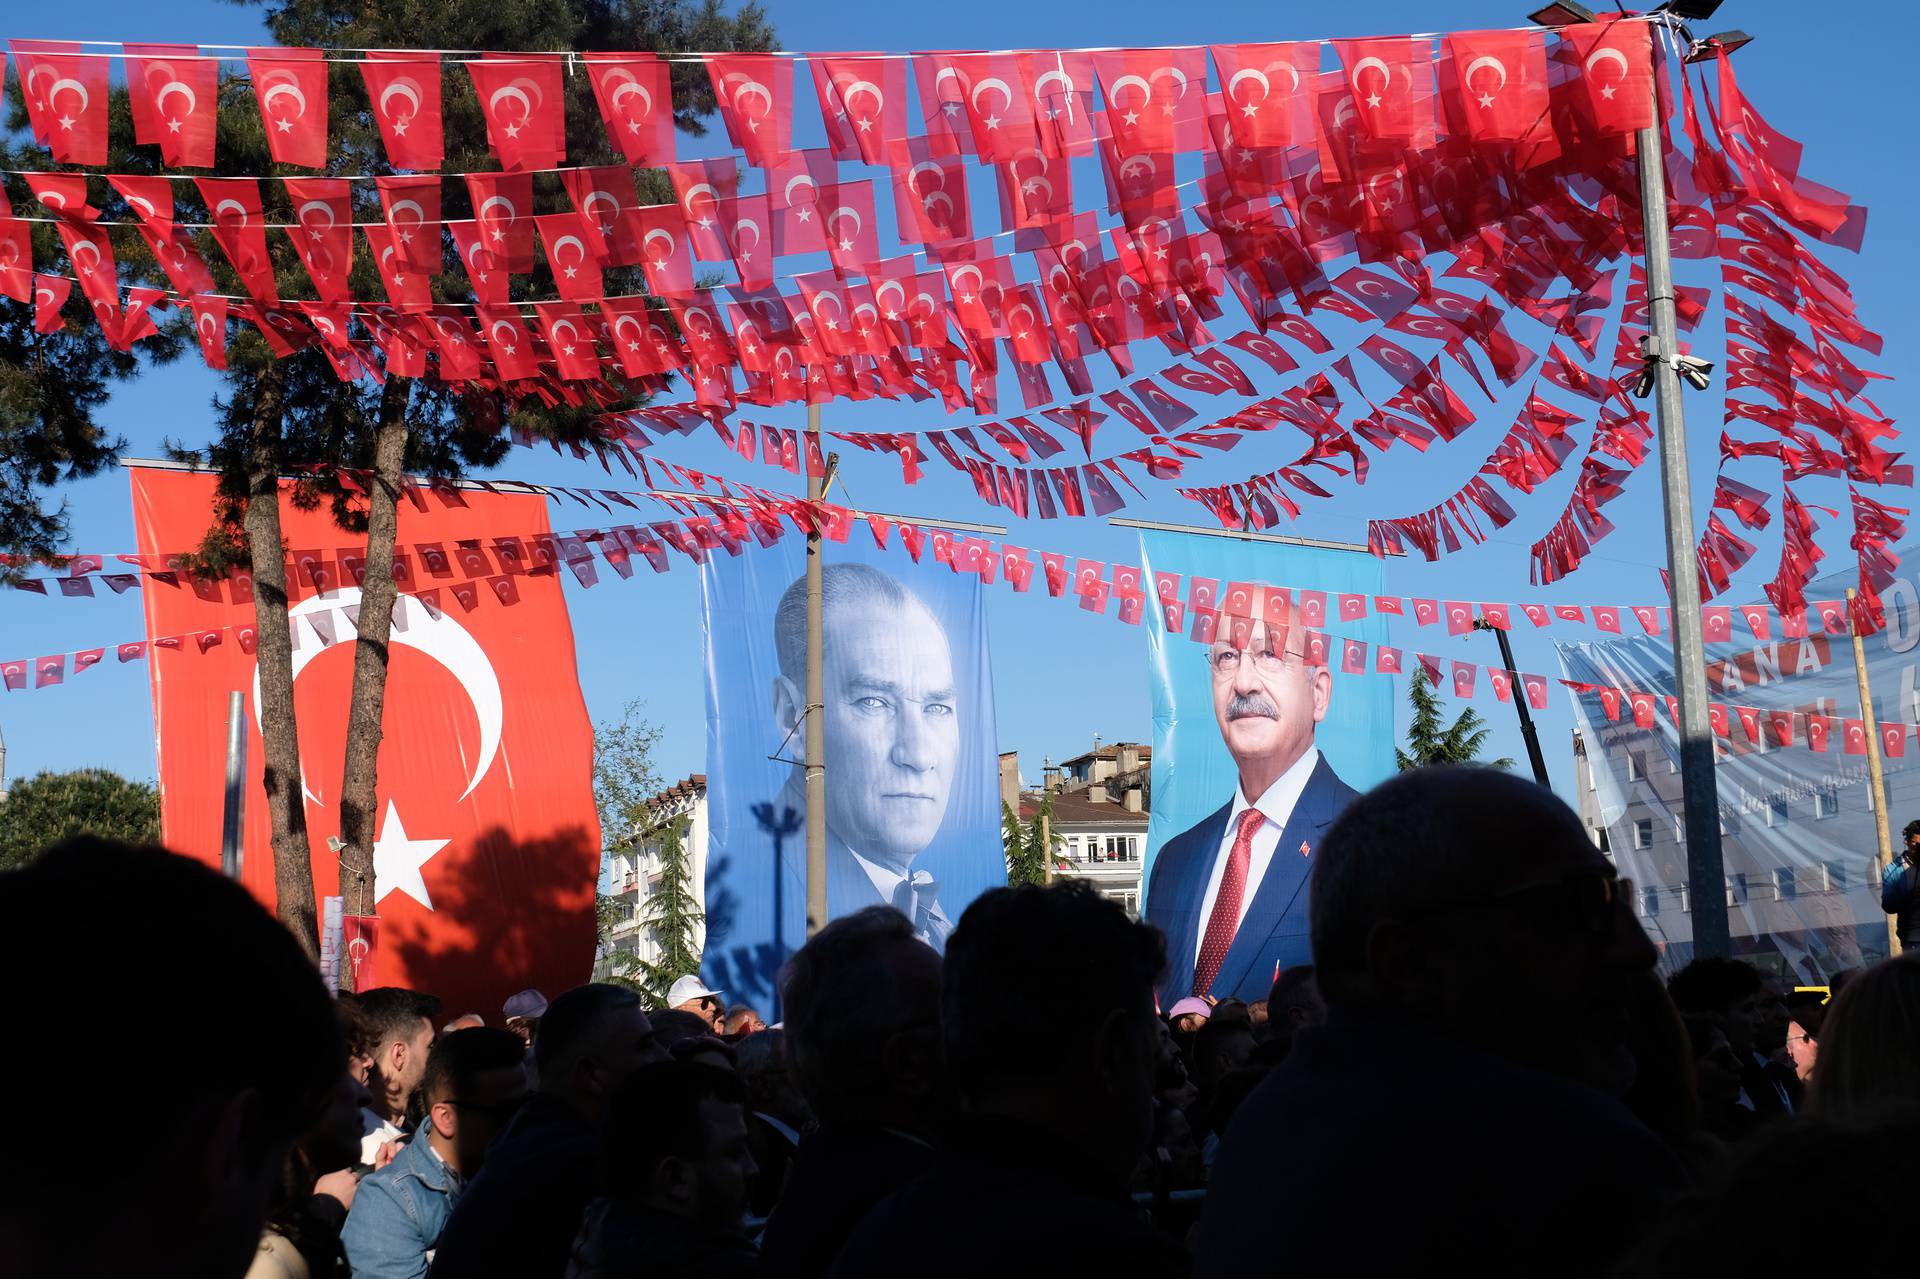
xmin=700 ymin=537 xmax=1002 ymax=1012
xmin=1139 ymin=529 xmax=1394 ymax=1007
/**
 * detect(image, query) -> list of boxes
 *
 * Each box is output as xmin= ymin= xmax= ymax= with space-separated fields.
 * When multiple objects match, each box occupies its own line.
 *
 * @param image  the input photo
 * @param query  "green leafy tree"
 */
xmin=1003 ymin=795 xmax=1062 ymax=888
xmin=592 ymin=698 xmax=661 ymax=962
xmin=1397 ymin=675 xmax=1514 ymax=770
xmin=0 ymin=769 xmax=162 ymax=870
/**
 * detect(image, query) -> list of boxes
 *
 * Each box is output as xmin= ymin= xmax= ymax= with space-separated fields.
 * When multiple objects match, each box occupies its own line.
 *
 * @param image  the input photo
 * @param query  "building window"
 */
xmin=1594 ymin=827 xmax=1611 ymax=855
xmin=1815 ymin=791 xmax=1840 ymax=819
xmin=1639 ymin=886 xmax=1660 ymax=917
xmin=1825 ymin=861 xmax=1847 ymax=892
xmin=1727 ymin=873 xmax=1748 ymax=906
xmin=1675 ymin=815 xmax=1686 ymax=844
xmin=1680 ymin=883 xmax=1692 ymax=913
xmin=1774 ymin=867 xmax=1797 ymax=901
xmin=1633 ymin=819 xmax=1654 ymax=850
xmin=1627 ymin=753 xmax=1642 ymax=782
xmin=1767 ymin=799 xmax=1789 ymax=828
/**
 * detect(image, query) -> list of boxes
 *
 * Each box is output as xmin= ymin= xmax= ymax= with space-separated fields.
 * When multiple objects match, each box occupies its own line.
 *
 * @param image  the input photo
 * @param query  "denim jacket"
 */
xmin=341 ymin=1133 xmax=462 ymax=1279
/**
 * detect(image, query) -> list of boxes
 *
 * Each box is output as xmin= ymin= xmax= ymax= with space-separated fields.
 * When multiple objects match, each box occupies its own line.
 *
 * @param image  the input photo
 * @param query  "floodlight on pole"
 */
xmin=1527 ymin=0 xmax=1596 ymax=27
xmin=1686 ymin=29 xmax=1754 ymax=61
xmin=1657 ymin=0 xmax=1725 ymax=22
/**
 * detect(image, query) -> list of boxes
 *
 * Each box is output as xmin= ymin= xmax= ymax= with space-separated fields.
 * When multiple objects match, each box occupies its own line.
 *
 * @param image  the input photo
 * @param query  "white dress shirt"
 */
xmin=852 ymin=848 xmax=908 ymax=905
xmin=1192 ymin=748 xmax=1320 ymax=970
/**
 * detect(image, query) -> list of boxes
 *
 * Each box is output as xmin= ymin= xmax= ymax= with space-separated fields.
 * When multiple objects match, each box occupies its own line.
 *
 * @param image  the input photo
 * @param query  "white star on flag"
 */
xmin=372 ymin=800 xmax=449 ymax=910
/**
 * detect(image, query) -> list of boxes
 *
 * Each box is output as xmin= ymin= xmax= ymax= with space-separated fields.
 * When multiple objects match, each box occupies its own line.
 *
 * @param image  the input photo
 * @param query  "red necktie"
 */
xmin=1194 ymin=808 xmax=1266 ymax=997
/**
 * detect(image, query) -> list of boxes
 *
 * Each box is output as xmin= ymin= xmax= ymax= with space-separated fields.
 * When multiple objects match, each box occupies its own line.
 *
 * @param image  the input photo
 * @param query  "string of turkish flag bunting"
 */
xmin=0 ymin=473 xmax=1898 ymax=759
xmin=0 ymin=18 xmax=1900 ymax=632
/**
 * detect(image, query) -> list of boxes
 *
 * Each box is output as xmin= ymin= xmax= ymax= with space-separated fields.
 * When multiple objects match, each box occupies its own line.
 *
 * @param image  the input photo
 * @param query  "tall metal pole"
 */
xmin=1845 ymin=587 xmax=1901 ymax=957
xmin=1636 ymin=72 xmax=1728 ymax=957
xmin=220 ymin=689 xmax=247 ymax=880
xmin=1477 ymin=621 xmax=1550 ymax=788
xmin=804 ymin=402 xmax=828 ymax=938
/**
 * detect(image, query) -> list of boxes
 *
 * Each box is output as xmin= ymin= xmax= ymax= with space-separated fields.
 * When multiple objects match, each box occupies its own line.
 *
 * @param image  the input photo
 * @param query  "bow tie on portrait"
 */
xmin=893 ymin=869 xmax=951 ymax=947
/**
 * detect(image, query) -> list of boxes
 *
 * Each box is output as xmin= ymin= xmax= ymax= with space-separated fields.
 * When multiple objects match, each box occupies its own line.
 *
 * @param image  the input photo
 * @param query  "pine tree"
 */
xmin=615 ymin=813 xmax=706 ymax=1004
xmin=1003 ymin=795 xmax=1062 ymax=887
xmin=0 ymin=769 xmax=161 ymax=869
xmin=1398 ymin=675 xmax=1515 ymax=770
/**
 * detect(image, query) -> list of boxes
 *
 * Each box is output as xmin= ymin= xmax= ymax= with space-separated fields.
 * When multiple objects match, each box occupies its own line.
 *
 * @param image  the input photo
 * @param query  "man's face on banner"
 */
xmin=824 ymin=598 xmax=960 ymax=867
xmin=1208 ymin=617 xmax=1330 ymax=780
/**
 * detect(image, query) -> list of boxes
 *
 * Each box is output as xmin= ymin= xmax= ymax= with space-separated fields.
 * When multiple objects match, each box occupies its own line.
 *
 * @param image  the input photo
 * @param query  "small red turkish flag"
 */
xmin=813 ymin=54 xmax=907 ymax=165
xmin=248 ymin=47 xmax=328 ymax=168
xmin=1417 ymin=654 xmax=1444 ymax=688
xmin=1883 ymin=724 xmax=1909 ymax=759
xmin=34 ymin=273 xmax=71 ymax=333
xmin=1708 ymin=704 xmax=1730 ymax=737
xmin=1739 ymin=603 xmax=1771 ymax=640
xmin=1092 ymin=48 xmax=1209 ymax=157
xmin=190 ymin=295 xmax=228 ymax=370
xmin=361 ymin=53 xmax=443 ymax=170
xmin=376 ymin=176 xmax=443 ymax=276
xmin=476 ymin=306 xmax=541 ymax=382
xmin=1452 ymin=661 xmax=1477 ymax=698
xmin=1630 ymin=692 xmax=1656 ymax=728
xmin=1444 ymin=29 xmax=1549 ymax=144
xmin=533 ymin=301 xmax=600 ymax=382
xmin=1444 ymin=601 xmax=1474 ymax=636
xmin=284 ymin=178 xmax=353 ymax=304
xmin=13 ymin=40 xmax=110 ymax=165
xmin=74 ymin=648 xmax=104 ymax=674
xmin=1209 ymin=42 xmax=1317 ymax=147
xmin=195 ymin=179 xmax=277 ymax=305
xmin=706 ymin=53 xmax=794 ymax=167
xmin=467 ymin=54 xmax=567 ymax=171
xmin=464 ymin=173 xmax=537 ymax=274
xmin=1375 ymin=646 xmax=1404 ymax=675
xmin=585 ymin=53 xmax=675 ymax=166
xmin=537 ymin=214 xmax=605 ymax=304
xmin=1842 ymin=719 xmax=1868 ymax=756
xmin=127 ymin=43 xmax=218 ymax=168
xmin=35 ymin=655 xmax=66 ymax=688
xmin=1521 ymin=604 xmax=1550 ymax=628
xmin=1593 ymin=606 xmax=1623 ymax=634
xmin=1334 ymin=36 xmax=1432 ymax=145
xmin=1702 ymin=606 xmax=1732 ymax=643
xmin=633 ymin=205 xmax=695 ymax=297
xmin=366 ymin=227 xmax=432 ymax=312
xmin=1806 ymin=716 xmax=1832 ymax=752
xmin=1559 ymin=21 xmax=1654 ymax=137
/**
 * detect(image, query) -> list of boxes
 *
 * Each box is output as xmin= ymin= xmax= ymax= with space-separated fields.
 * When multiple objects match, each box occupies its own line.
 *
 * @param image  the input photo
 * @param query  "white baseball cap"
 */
xmin=666 ymin=974 xmax=723 ymax=1007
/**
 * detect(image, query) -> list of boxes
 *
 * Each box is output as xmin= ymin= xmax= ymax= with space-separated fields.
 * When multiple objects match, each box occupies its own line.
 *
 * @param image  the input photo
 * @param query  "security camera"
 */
xmin=1674 ymin=354 xmax=1716 ymax=392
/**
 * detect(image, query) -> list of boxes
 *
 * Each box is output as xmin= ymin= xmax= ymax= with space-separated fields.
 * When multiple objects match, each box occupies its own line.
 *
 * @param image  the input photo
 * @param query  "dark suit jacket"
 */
xmin=1145 ymin=755 xmax=1357 ymax=1009
xmin=759 ymin=1125 xmax=937 ymax=1279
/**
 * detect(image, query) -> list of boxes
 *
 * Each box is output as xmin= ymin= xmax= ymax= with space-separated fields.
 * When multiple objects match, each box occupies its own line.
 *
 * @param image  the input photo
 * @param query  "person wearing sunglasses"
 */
xmin=343 ymin=1027 xmax=528 ymax=1279
xmin=1146 ymin=594 xmax=1359 ymax=1012
xmin=1195 ymin=766 xmax=1688 ymax=1279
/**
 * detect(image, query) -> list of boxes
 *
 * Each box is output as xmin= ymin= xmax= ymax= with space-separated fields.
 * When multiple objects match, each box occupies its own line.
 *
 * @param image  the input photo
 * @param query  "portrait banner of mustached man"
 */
xmin=701 ymin=535 xmax=1003 ymax=1011
xmin=1139 ymin=529 xmax=1394 ymax=1011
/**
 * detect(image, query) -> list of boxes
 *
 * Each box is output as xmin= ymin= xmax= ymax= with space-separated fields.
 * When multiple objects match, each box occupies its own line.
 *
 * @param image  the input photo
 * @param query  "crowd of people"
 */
xmin=5 ymin=765 xmax=1920 ymax=1278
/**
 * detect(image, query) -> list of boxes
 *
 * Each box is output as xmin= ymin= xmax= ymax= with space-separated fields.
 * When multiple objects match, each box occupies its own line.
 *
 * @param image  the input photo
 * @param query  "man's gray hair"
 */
xmin=773 ymin=562 xmax=930 ymax=684
xmin=1309 ymin=766 xmax=1585 ymax=1000
xmin=779 ymin=905 xmax=940 ymax=1126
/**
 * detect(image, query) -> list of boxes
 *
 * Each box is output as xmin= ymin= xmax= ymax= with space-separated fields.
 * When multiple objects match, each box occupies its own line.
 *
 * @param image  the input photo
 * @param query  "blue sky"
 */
xmin=1 ymin=0 xmax=1913 ymax=811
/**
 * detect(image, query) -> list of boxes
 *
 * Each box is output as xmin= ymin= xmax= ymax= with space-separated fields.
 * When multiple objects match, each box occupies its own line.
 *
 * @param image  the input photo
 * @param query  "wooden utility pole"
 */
xmin=1846 ymin=588 xmax=1901 ymax=956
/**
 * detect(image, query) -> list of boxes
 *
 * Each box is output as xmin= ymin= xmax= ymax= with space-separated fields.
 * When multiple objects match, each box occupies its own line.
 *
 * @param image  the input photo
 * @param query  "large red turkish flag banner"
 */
xmin=131 ymin=467 xmax=602 ymax=1013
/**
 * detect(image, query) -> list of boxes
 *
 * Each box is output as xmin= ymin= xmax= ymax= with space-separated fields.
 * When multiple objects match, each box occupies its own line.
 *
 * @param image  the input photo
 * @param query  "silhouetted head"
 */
xmin=422 ymin=1027 xmax=529 ymax=1177
xmin=945 ymin=881 xmax=1166 ymax=1184
xmin=1311 ymin=766 xmax=1654 ymax=1096
xmin=536 ymin=984 xmax=666 ymax=1123
xmin=604 ymin=1061 xmax=755 ymax=1231
xmin=780 ymin=905 xmax=943 ymax=1133
xmin=1668 ymin=957 xmax=1764 ymax=1058
xmin=0 ymin=839 xmax=343 ymax=1279
xmin=1809 ymin=955 xmax=1920 ymax=1120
